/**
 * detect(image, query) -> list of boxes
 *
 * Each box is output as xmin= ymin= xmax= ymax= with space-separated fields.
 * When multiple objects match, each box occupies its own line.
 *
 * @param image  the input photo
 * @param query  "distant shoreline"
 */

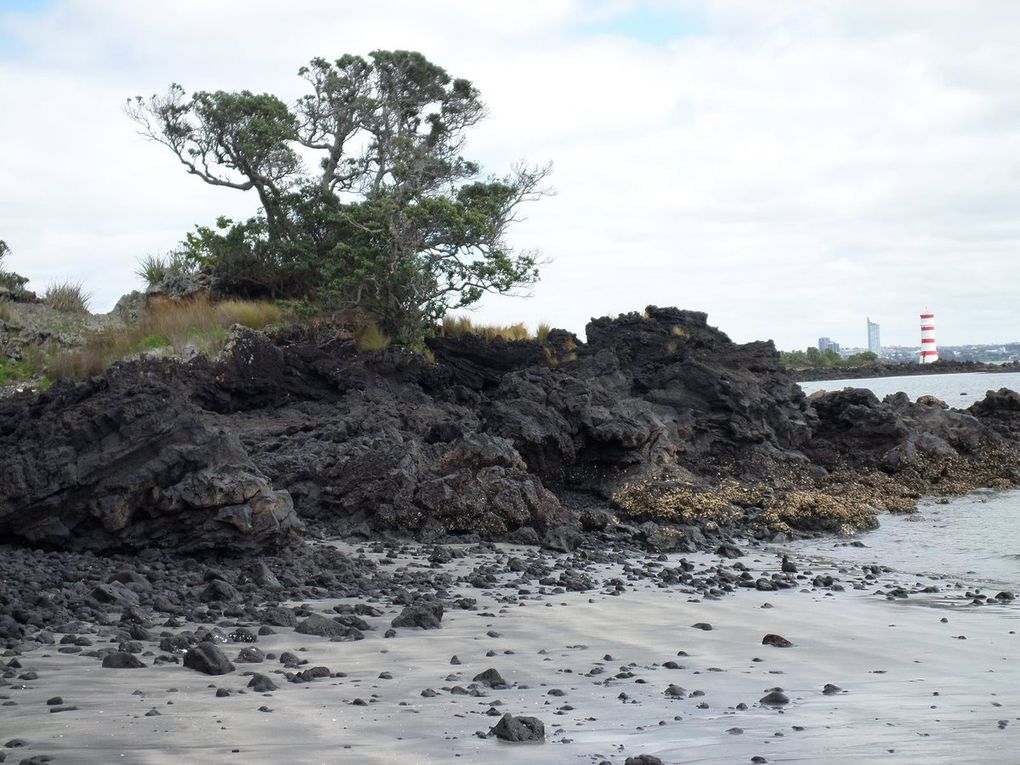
xmin=790 ymin=359 xmax=1020 ymax=382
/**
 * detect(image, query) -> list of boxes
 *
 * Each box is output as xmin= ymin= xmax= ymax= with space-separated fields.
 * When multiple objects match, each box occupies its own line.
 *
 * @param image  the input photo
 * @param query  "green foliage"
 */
xmin=44 ymin=281 xmax=91 ymax=313
xmin=0 ymin=358 xmax=38 ymax=385
xmin=129 ymin=50 xmax=548 ymax=345
xmin=138 ymin=334 xmax=172 ymax=350
xmin=0 ymin=240 xmax=30 ymax=296
xmin=780 ymin=347 xmax=880 ymax=370
xmin=845 ymin=351 xmax=878 ymax=365
xmin=285 ymin=298 xmax=321 ymax=319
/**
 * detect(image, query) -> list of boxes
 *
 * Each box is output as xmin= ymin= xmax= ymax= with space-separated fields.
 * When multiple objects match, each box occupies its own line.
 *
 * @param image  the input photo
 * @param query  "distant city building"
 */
xmin=867 ymin=317 xmax=881 ymax=356
xmin=818 ymin=337 xmax=841 ymax=354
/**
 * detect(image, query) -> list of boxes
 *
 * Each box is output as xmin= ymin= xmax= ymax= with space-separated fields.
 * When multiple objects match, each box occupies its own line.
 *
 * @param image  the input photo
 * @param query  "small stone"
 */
xmin=473 ymin=668 xmax=508 ymax=689
xmin=759 ymin=690 xmax=789 ymax=706
xmin=247 ymin=674 xmax=278 ymax=693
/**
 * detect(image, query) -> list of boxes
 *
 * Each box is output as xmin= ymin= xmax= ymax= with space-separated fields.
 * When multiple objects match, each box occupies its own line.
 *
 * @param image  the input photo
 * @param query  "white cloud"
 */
xmin=2 ymin=0 xmax=1019 ymax=349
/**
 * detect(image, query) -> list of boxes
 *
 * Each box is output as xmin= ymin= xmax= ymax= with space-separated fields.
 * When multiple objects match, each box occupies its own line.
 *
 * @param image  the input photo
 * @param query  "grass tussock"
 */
xmin=536 ymin=322 xmax=552 ymax=342
xmin=441 ymin=315 xmax=532 ymax=342
xmin=134 ymin=251 xmax=190 ymax=287
xmin=44 ymin=281 xmax=91 ymax=313
xmin=355 ymin=322 xmax=391 ymax=352
xmin=46 ymin=295 xmax=284 ymax=380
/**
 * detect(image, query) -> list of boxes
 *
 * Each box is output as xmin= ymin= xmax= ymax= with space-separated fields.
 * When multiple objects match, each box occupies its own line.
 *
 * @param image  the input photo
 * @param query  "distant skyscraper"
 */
xmin=867 ymin=318 xmax=881 ymax=356
xmin=818 ymin=337 xmax=840 ymax=353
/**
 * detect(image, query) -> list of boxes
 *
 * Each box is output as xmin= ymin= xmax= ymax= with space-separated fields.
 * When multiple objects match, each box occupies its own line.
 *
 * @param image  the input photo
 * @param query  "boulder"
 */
xmin=391 ymin=601 xmax=444 ymax=630
xmin=101 ymin=652 xmax=146 ymax=669
xmin=183 ymin=641 xmax=235 ymax=675
xmin=491 ymin=713 xmax=545 ymax=742
xmin=295 ymin=613 xmax=363 ymax=640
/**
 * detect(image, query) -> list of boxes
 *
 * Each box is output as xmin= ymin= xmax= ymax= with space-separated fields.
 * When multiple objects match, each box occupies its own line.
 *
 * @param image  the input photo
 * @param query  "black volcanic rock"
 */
xmin=391 ymin=601 xmax=444 ymax=630
xmin=0 ymin=359 xmax=301 ymax=553
xmin=970 ymin=388 xmax=1020 ymax=441
xmin=2 ymin=307 xmax=1017 ymax=558
xmin=183 ymin=641 xmax=235 ymax=675
xmin=491 ymin=712 xmax=545 ymax=742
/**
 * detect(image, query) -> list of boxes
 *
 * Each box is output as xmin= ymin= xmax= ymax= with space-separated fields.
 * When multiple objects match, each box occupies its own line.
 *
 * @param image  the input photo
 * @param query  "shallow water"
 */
xmin=799 ymin=370 xmax=1020 ymax=402
xmin=788 ymin=489 xmax=1020 ymax=595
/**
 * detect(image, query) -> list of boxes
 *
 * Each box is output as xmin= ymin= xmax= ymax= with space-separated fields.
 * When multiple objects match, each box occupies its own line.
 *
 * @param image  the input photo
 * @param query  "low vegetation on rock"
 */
xmin=46 ymin=295 xmax=283 ymax=380
xmin=43 ymin=280 xmax=92 ymax=313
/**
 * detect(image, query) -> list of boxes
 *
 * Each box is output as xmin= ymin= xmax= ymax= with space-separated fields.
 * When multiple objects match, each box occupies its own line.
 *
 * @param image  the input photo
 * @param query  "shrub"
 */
xmin=44 ymin=281 xmax=91 ymax=313
xmin=355 ymin=322 xmax=391 ymax=352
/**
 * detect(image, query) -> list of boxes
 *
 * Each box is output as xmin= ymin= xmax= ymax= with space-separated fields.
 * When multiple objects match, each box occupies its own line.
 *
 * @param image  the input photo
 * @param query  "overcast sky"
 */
xmin=2 ymin=0 xmax=1018 ymax=349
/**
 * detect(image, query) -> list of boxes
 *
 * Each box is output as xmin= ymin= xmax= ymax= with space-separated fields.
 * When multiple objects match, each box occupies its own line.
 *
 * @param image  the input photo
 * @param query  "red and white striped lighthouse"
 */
xmin=919 ymin=311 xmax=938 ymax=363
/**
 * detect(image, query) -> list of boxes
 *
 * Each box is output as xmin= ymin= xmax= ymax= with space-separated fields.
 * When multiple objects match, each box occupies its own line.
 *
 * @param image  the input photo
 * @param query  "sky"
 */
xmin=2 ymin=0 xmax=1019 ymax=350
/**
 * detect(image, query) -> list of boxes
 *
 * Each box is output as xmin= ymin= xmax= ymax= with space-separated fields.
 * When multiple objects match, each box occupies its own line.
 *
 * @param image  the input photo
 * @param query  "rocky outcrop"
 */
xmin=483 ymin=307 xmax=814 ymax=491
xmin=805 ymin=388 xmax=988 ymax=472
xmin=969 ymin=388 xmax=1020 ymax=441
xmin=0 ymin=362 xmax=301 ymax=552
xmin=3 ymin=306 xmax=1018 ymax=554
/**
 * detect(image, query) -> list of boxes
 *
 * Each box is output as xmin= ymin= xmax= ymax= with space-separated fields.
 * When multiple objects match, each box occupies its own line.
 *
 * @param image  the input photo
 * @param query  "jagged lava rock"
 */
xmin=0 ymin=360 xmax=301 ymax=552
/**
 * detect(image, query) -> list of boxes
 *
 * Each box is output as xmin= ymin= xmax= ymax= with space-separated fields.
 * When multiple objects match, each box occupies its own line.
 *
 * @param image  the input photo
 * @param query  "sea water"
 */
xmin=794 ymin=372 xmax=1020 ymax=593
xmin=799 ymin=370 xmax=1020 ymax=402
xmin=788 ymin=489 xmax=1020 ymax=594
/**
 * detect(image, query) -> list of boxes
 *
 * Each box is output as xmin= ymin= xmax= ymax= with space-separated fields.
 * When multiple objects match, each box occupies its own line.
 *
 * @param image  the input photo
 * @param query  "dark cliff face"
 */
xmin=0 ymin=306 xmax=1015 ymax=553
xmin=0 ymin=364 xmax=301 ymax=553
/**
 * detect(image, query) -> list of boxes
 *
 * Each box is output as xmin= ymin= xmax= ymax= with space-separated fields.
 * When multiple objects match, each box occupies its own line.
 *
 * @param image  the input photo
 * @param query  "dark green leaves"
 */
xmin=129 ymin=50 xmax=548 ymax=344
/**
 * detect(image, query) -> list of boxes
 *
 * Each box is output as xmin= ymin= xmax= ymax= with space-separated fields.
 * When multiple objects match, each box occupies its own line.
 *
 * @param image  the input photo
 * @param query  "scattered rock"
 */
xmin=183 ymin=642 xmax=235 ymax=676
xmin=491 ymin=713 xmax=545 ymax=742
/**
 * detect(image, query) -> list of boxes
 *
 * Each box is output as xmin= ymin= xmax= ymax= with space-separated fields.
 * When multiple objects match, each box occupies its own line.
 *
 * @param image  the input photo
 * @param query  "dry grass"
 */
xmin=536 ymin=322 xmax=552 ymax=342
xmin=0 ymin=302 xmax=11 ymax=323
xmin=47 ymin=295 xmax=284 ymax=380
xmin=44 ymin=281 xmax=91 ymax=313
xmin=355 ymin=322 xmax=391 ymax=352
xmin=441 ymin=315 xmax=532 ymax=341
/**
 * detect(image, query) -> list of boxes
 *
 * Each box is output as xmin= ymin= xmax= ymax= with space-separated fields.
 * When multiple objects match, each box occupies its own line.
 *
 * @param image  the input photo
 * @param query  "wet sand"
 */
xmin=3 ymin=543 xmax=1018 ymax=764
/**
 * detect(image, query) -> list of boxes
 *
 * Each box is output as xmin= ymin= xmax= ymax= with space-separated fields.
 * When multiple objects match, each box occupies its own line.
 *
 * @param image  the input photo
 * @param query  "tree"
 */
xmin=128 ymin=50 xmax=550 ymax=344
